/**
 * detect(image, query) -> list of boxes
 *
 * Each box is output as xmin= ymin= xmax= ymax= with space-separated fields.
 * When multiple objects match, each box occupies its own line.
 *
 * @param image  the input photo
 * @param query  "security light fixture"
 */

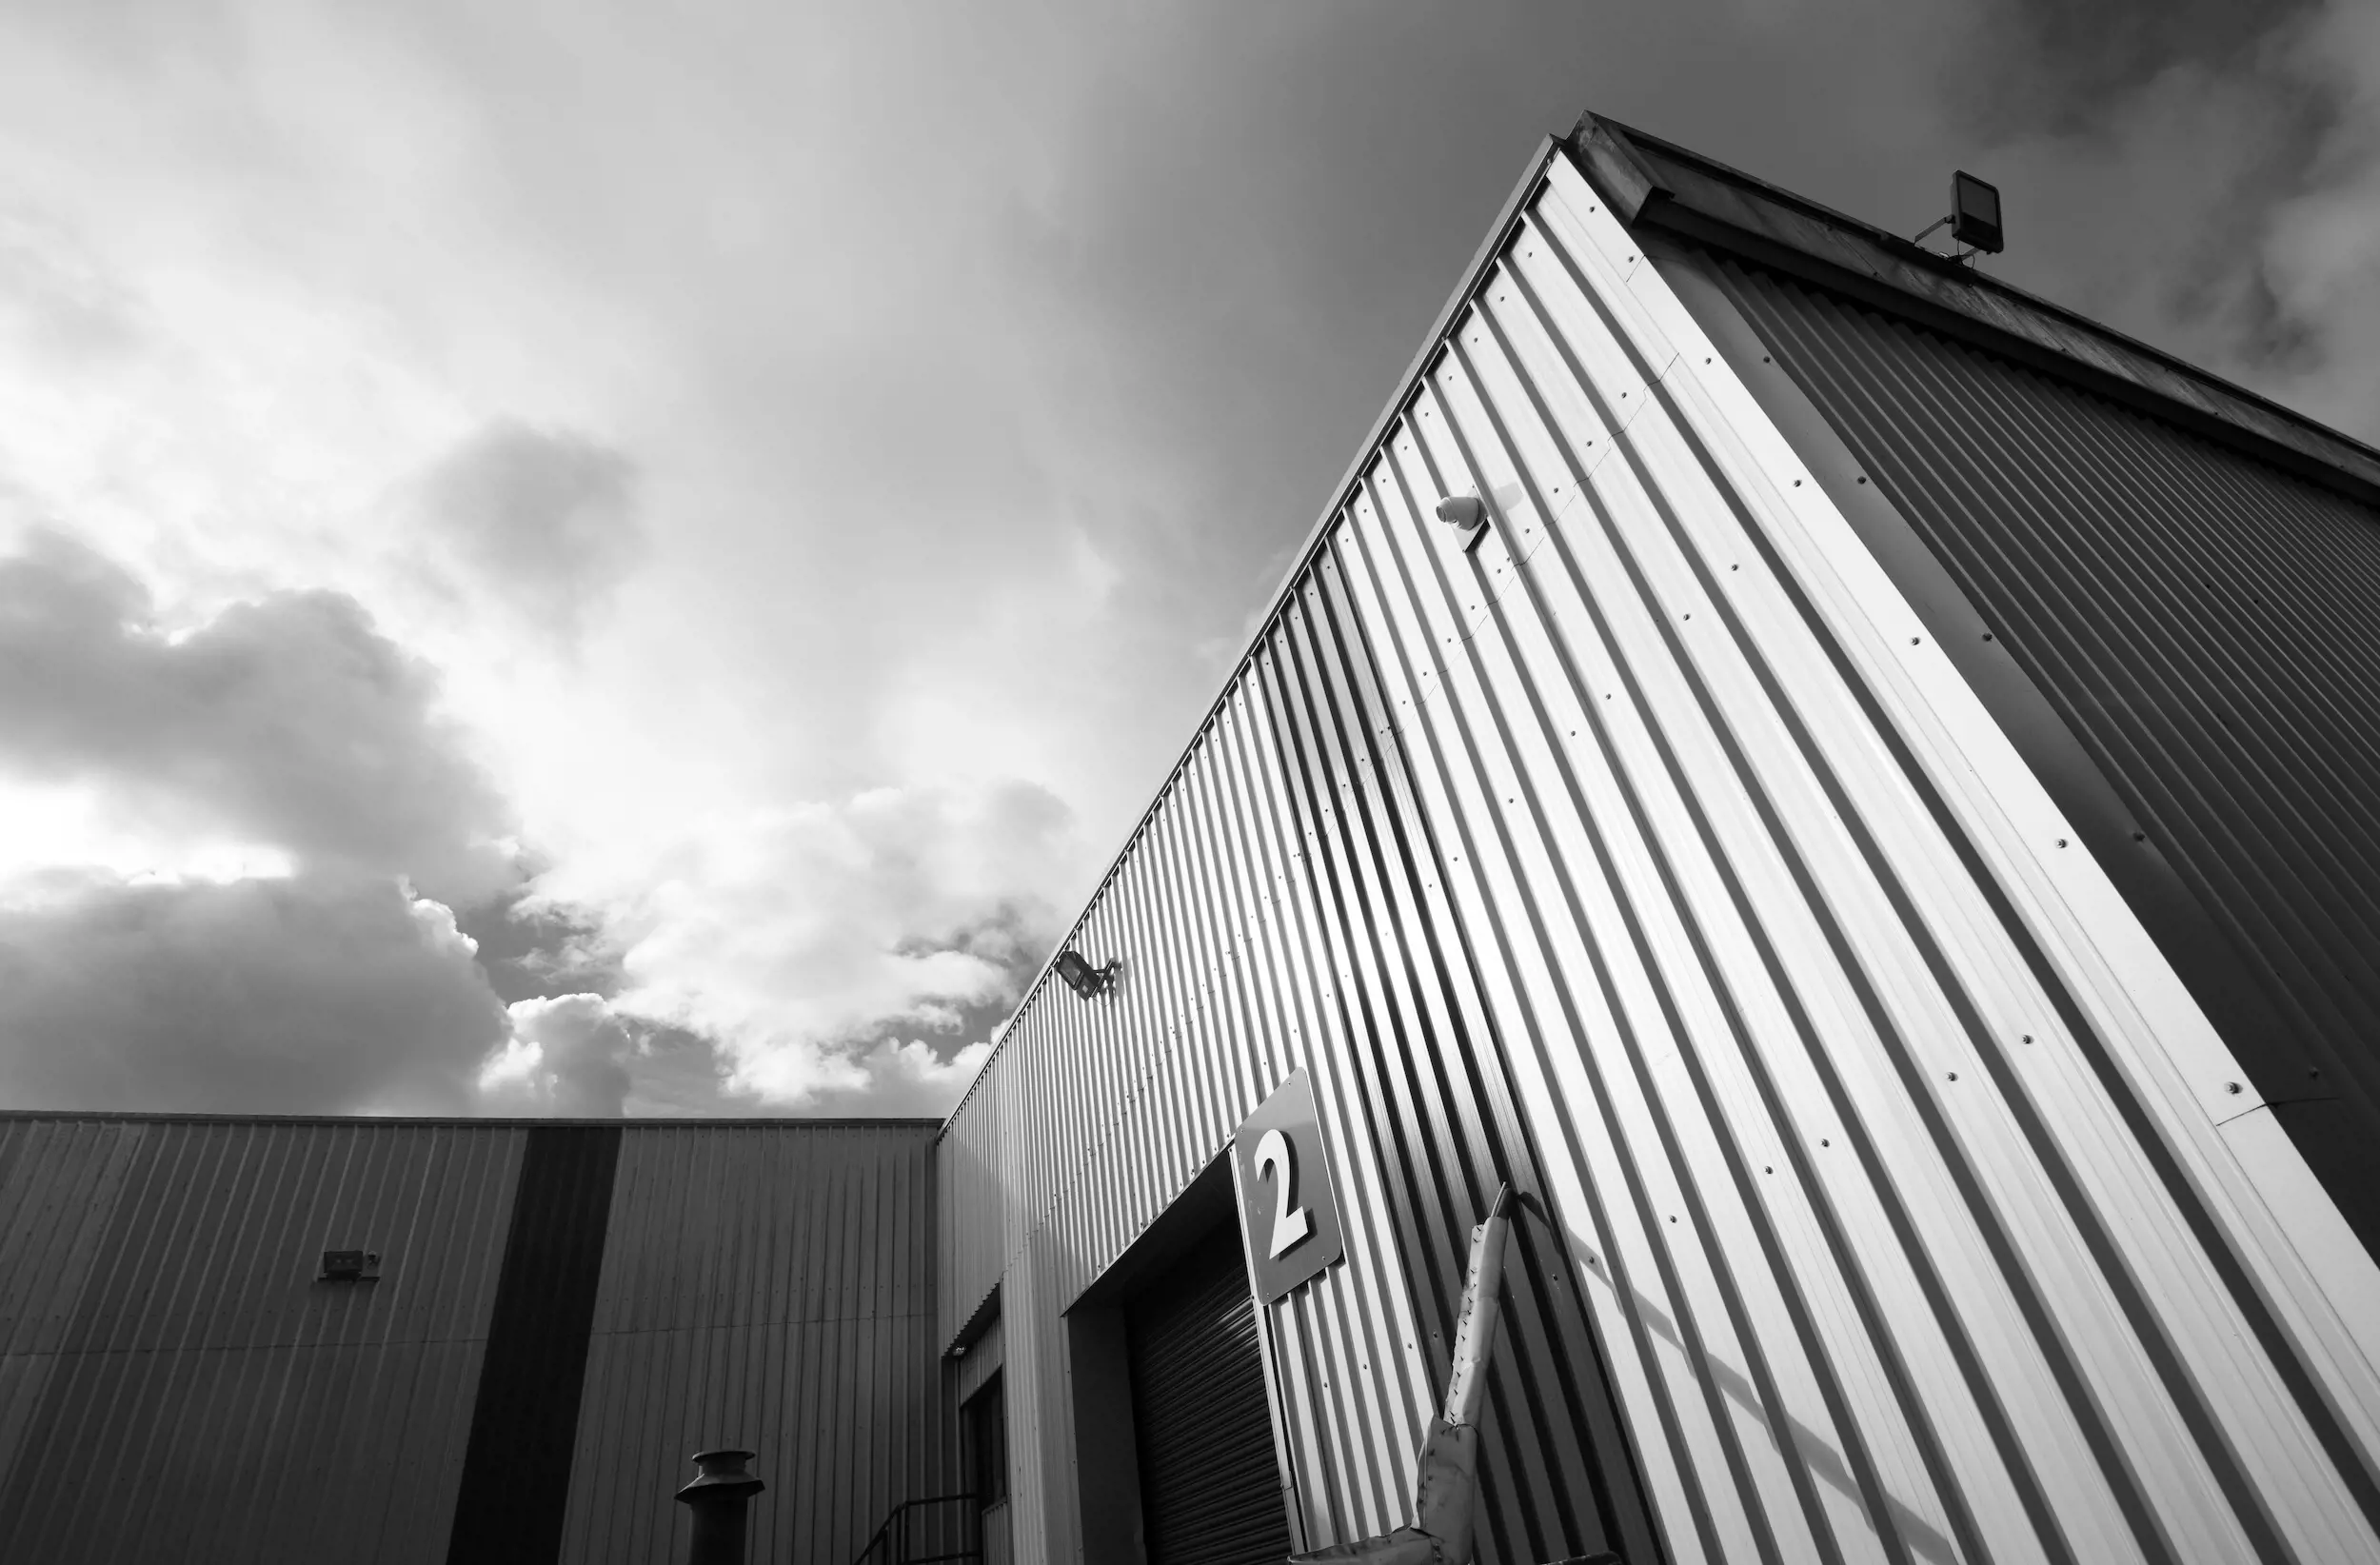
xmin=1914 ymin=169 xmax=2003 ymax=262
xmin=1054 ymin=948 xmax=1119 ymax=1000
xmin=1950 ymin=171 xmax=2003 ymax=253
xmin=1435 ymin=496 xmax=1487 ymax=531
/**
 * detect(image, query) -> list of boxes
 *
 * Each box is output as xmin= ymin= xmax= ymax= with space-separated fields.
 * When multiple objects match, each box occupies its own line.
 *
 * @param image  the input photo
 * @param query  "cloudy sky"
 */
xmin=2 ymin=0 xmax=2374 ymax=1119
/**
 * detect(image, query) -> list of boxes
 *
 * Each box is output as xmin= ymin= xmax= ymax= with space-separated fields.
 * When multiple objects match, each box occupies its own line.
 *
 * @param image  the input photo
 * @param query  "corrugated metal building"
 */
xmin=934 ymin=111 xmax=2380 ymax=1565
xmin=8 ymin=110 xmax=2380 ymax=1565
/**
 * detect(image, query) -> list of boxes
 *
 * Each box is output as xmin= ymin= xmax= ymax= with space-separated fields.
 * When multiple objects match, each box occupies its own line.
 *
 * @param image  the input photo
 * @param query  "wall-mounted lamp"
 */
xmin=1054 ymin=949 xmax=1119 ymax=1000
xmin=1435 ymin=494 xmax=1492 ymax=556
xmin=1434 ymin=496 xmax=1487 ymax=531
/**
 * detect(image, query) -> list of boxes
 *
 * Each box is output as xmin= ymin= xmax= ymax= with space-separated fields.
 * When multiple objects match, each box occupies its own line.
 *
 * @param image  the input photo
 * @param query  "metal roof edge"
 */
xmin=937 ymin=133 xmax=1567 ymax=1142
xmin=1573 ymin=111 xmax=2380 ymax=508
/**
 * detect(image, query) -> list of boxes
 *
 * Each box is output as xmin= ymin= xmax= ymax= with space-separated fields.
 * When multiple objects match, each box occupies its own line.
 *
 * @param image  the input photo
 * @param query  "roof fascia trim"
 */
xmin=1567 ymin=117 xmax=2380 ymax=510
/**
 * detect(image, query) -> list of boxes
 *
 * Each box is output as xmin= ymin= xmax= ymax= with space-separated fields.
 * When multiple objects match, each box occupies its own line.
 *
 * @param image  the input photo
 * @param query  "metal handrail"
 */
xmin=847 ymin=1493 xmax=982 ymax=1565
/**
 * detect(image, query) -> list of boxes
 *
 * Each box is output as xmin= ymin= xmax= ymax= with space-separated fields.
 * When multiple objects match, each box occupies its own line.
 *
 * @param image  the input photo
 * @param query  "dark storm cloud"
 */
xmin=0 ymin=872 xmax=508 ymax=1114
xmin=1960 ymin=0 xmax=2330 ymax=136
xmin=413 ymin=419 xmax=644 ymax=643
xmin=0 ymin=529 xmax=517 ymax=902
xmin=455 ymin=886 xmax=622 ymax=1004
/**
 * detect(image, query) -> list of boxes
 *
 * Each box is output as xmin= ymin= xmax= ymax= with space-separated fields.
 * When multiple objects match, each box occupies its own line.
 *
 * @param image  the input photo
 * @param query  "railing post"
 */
xmin=675 ymin=1448 xmax=765 ymax=1565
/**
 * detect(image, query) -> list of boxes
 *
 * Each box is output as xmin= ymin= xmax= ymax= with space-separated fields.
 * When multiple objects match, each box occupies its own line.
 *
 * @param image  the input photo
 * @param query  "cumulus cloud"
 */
xmin=795 ymin=1038 xmax=997 ymax=1118
xmin=475 ymin=992 xmax=637 ymax=1117
xmin=0 ymin=529 xmax=517 ymax=903
xmin=409 ymin=419 xmax=645 ymax=644
xmin=527 ymin=777 xmax=1081 ymax=1110
xmin=0 ymin=872 xmax=508 ymax=1115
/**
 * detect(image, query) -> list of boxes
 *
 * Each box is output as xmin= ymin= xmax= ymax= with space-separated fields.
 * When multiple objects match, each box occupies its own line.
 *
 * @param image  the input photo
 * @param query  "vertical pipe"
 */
xmin=675 ymin=1449 xmax=764 ymax=1565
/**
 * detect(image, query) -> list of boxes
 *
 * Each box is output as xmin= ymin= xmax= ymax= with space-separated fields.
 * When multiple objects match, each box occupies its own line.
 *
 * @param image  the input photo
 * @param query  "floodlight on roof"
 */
xmin=1950 ymin=171 xmax=2004 ymax=253
xmin=1914 ymin=170 xmax=2004 ymax=264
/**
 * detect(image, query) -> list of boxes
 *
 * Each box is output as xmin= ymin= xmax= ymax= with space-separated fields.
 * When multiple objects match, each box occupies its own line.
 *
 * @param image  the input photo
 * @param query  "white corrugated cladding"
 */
xmin=942 ymin=134 xmax=2380 ymax=1565
xmin=1359 ymin=150 xmax=2380 ymax=1561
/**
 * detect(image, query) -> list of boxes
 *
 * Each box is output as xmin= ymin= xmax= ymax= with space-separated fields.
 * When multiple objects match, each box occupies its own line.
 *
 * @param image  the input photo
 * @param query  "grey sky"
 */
xmin=1 ymin=0 xmax=2372 ymax=1117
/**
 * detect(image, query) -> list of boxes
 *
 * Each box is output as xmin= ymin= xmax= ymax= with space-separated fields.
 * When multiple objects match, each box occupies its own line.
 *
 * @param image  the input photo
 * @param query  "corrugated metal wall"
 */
xmin=942 ymin=137 xmax=2380 ymax=1565
xmin=1697 ymin=253 xmax=2380 ymax=1267
xmin=0 ymin=1116 xmax=523 ymax=1564
xmin=1 ymin=1115 xmax=952 ymax=1565
xmin=560 ymin=1121 xmax=947 ymax=1565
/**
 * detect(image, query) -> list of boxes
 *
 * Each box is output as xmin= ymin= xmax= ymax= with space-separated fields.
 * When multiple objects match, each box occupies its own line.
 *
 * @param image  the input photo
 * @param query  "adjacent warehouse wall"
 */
xmin=946 ymin=128 xmax=2380 ymax=1565
xmin=0 ymin=1117 xmax=522 ymax=1564
xmin=563 ymin=1121 xmax=949 ymax=1565
xmin=0 ymin=1116 xmax=945 ymax=1565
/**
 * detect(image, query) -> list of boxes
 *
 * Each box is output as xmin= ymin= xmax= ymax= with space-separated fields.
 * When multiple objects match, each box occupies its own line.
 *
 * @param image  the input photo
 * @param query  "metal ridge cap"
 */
xmin=937 ymin=132 xmax=1567 ymax=1140
xmin=1581 ymin=110 xmax=2380 ymax=491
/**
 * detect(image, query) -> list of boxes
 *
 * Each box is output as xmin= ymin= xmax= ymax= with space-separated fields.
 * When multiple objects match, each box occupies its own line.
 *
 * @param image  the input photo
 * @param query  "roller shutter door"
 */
xmin=1125 ymin=1224 xmax=1294 ymax=1565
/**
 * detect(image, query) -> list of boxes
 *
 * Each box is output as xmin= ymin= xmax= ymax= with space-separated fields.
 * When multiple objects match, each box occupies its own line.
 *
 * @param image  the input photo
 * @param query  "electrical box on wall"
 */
xmin=318 ymin=1249 xmax=381 ymax=1282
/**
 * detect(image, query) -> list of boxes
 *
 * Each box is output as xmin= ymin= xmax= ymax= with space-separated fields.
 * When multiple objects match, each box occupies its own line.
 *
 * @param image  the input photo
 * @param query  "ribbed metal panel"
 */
xmin=0 ymin=1116 xmax=524 ymax=1564
xmin=558 ymin=1120 xmax=945 ymax=1565
xmin=941 ymin=135 xmax=2380 ymax=1565
xmin=1698 ymin=253 xmax=2380 ymax=1263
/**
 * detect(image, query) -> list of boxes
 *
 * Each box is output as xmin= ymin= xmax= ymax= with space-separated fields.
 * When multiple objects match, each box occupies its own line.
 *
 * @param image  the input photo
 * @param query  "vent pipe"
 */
xmin=675 ymin=1448 xmax=764 ymax=1565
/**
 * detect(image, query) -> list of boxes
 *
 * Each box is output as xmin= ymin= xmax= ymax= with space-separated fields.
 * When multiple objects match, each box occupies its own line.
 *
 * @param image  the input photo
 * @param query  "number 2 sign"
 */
xmin=1233 ymin=1070 xmax=1346 ymax=1304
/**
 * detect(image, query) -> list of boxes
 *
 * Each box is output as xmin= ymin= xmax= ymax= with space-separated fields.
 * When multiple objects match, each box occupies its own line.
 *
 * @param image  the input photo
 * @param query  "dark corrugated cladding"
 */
xmin=559 ymin=1121 xmax=947 ymax=1565
xmin=1691 ymin=254 xmax=2380 ymax=1260
xmin=0 ymin=1116 xmax=525 ymax=1564
xmin=0 ymin=1116 xmax=948 ymax=1565
xmin=446 ymin=1124 xmax=623 ymax=1565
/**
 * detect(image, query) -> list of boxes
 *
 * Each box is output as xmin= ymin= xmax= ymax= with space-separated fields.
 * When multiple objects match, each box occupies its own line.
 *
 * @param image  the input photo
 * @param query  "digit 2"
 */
xmin=1254 ymin=1127 xmax=1312 ymax=1259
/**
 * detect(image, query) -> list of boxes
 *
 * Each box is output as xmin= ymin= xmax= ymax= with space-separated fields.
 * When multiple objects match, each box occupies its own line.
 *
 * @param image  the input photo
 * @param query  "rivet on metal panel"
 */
xmin=1856 ymin=476 xmax=1869 ymax=485
xmin=2023 ymin=1035 xmax=2034 ymax=1043
xmin=1821 ymin=1139 xmax=1832 ymax=1146
xmin=1948 ymin=1073 xmax=1959 ymax=1081
xmin=1984 ymin=632 xmax=1995 ymax=641
xmin=2057 ymin=839 xmax=2069 ymax=847
xmin=2133 ymin=832 xmax=2147 ymax=842
xmin=1912 ymin=637 xmax=1921 ymax=645
xmin=2228 ymin=1081 xmax=2244 ymax=1095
